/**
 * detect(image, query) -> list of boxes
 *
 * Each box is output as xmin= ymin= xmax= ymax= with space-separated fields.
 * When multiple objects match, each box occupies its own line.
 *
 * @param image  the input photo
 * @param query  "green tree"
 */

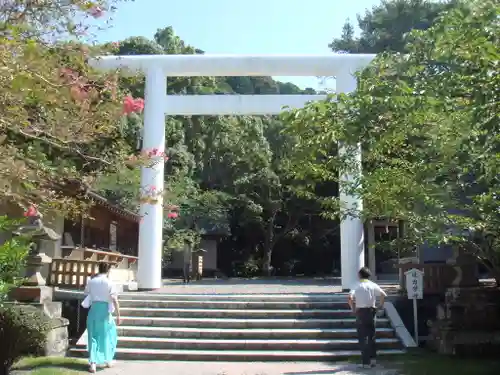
xmin=329 ymin=0 xmax=459 ymax=53
xmin=97 ymin=28 xmax=323 ymax=275
xmin=284 ymin=0 xmax=500 ymax=281
xmin=0 ymin=1 xmax=131 ymax=214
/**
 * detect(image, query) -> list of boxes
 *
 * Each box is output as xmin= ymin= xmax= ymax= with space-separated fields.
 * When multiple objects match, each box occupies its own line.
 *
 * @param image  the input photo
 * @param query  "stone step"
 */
xmin=119 ymin=293 xmax=348 ymax=302
xmin=119 ymin=316 xmax=392 ymax=329
xmin=118 ymin=299 xmax=349 ymax=310
xmin=117 ymin=326 xmax=396 ymax=339
xmin=72 ymin=291 xmax=407 ymax=362
xmin=70 ymin=347 xmax=405 ymax=361
xmin=115 ymin=337 xmax=402 ymax=351
xmin=119 ymin=307 xmax=355 ymax=319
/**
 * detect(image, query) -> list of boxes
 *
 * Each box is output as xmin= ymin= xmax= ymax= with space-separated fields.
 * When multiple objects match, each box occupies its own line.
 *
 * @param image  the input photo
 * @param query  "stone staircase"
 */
xmin=72 ymin=292 xmax=406 ymax=361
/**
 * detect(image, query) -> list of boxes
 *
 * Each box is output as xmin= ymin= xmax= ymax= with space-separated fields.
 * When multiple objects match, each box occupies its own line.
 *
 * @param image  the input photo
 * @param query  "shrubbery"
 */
xmin=0 ymin=216 xmax=39 ymax=375
xmin=0 ymin=304 xmax=51 ymax=375
xmin=0 ymin=216 xmax=30 ymax=303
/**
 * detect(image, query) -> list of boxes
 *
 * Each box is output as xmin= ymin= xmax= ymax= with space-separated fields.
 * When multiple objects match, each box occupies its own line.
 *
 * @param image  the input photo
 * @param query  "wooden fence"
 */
xmin=397 ymin=262 xmax=478 ymax=295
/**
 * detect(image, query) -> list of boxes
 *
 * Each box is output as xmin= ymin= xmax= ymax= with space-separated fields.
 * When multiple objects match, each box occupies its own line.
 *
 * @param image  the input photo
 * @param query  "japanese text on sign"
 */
xmin=405 ymin=268 xmax=424 ymax=299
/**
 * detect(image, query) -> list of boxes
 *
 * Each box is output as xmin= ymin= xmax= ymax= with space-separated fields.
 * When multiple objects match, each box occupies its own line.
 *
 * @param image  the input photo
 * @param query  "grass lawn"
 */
xmin=381 ymin=351 xmax=500 ymax=375
xmin=12 ymin=357 xmax=88 ymax=375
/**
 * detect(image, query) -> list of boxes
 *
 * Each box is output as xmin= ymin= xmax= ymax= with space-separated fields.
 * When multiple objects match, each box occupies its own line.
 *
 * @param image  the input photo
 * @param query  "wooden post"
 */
xmin=80 ymin=214 xmax=85 ymax=248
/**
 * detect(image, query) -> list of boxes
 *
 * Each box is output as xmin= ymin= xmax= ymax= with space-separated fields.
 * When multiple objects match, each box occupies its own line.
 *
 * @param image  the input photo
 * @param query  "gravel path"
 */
xmin=11 ymin=361 xmax=400 ymax=375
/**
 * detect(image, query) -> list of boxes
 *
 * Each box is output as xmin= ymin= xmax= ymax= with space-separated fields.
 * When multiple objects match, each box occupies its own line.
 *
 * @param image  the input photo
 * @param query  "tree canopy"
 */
xmin=283 ymin=0 xmax=500 ymax=280
xmin=3 ymin=0 xmax=491 ymax=279
xmin=95 ymin=27 xmax=329 ymax=274
xmin=330 ymin=0 xmax=460 ymax=53
xmin=0 ymin=1 xmax=132 ymax=214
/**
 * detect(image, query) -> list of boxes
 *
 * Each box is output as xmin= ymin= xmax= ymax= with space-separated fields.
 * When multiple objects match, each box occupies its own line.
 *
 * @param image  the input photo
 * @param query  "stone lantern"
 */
xmin=11 ymin=210 xmax=69 ymax=356
xmin=13 ymin=211 xmax=60 ymax=287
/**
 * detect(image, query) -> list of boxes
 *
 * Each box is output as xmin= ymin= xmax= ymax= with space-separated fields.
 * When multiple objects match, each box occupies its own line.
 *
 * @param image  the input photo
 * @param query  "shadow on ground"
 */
xmin=284 ymin=363 xmax=398 ymax=375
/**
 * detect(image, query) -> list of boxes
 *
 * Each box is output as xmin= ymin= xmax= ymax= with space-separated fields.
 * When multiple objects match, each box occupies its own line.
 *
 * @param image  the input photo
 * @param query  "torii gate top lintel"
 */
xmin=89 ymin=54 xmax=376 ymax=77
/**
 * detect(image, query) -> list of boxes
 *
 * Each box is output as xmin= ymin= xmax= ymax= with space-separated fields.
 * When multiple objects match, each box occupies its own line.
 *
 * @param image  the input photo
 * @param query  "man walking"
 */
xmin=347 ymin=267 xmax=387 ymax=369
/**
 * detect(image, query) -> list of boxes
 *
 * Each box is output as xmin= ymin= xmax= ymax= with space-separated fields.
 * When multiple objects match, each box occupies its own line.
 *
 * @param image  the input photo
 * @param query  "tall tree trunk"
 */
xmin=262 ymin=247 xmax=272 ymax=277
xmin=262 ymin=214 xmax=276 ymax=277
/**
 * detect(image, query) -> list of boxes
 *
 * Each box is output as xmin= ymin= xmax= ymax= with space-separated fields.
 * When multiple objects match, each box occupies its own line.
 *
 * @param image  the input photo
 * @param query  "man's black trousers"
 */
xmin=356 ymin=307 xmax=377 ymax=365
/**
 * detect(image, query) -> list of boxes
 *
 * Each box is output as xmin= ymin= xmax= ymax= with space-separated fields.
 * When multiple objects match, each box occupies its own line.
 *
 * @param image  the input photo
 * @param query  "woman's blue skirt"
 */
xmin=86 ymin=301 xmax=117 ymax=365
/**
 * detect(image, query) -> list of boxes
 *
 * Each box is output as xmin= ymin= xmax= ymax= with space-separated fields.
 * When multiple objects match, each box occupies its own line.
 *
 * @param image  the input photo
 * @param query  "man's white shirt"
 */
xmin=349 ymin=280 xmax=387 ymax=308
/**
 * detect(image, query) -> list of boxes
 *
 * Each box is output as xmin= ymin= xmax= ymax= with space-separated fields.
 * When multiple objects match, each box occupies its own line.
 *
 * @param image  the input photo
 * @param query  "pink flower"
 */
xmin=133 ymin=98 xmax=144 ymax=113
xmin=147 ymin=148 xmax=159 ymax=157
xmin=89 ymin=6 xmax=104 ymax=18
xmin=167 ymin=212 xmax=178 ymax=219
xmin=111 ymin=42 xmax=120 ymax=48
xmin=123 ymin=96 xmax=136 ymax=115
xmin=24 ymin=205 xmax=38 ymax=217
xmin=123 ymin=96 xmax=145 ymax=115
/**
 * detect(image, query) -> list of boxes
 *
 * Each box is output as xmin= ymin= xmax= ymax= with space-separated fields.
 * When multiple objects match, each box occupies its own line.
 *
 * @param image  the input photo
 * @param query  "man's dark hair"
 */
xmin=98 ymin=262 xmax=111 ymax=274
xmin=358 ymin=267 xmax=371 ymax=279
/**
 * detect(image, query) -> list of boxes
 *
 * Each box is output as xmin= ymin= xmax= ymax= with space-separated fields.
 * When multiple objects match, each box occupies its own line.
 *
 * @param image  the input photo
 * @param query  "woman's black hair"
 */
xmin=358 ymin=267 xmax=372 ymax=279
xmin=98 ymin=262 xmax=111 ymax=274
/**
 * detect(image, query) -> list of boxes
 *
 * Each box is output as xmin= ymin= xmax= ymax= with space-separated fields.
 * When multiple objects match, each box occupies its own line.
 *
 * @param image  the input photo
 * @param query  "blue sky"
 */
xmin=95 ymin=0 xmax=380 ymax=90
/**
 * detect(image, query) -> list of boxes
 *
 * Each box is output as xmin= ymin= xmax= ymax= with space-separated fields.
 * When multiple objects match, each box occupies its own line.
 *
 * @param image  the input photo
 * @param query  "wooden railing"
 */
xmin=60 ymin=247 xmax=138 ymax=268
xmin=49 ymin=259 xmax=116 ymax=289
xmin=50 ymin=248 xmax=139 ymax=289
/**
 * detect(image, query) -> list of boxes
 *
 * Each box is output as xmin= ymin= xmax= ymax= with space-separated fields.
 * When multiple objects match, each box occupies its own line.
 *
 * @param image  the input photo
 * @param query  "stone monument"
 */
xmin=8 ymin=207 xmax=69 ymax=356
xmin=428 ymin=286 xmax=500 ymax=357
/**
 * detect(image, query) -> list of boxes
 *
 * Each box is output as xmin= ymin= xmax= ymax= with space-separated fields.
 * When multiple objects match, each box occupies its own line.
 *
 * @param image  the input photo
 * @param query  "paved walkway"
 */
xmin=97 ymin=361 xmax=399 ymax=375
xmin=135 ymin=278 xmax=400 ymax=295
xmin=55 ymin=278 xmax=400 ymax=300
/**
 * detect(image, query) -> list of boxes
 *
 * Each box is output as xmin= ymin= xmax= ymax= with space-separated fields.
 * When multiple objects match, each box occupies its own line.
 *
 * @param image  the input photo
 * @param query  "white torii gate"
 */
xmin=90 ymin=54 xmax=375 ymax=291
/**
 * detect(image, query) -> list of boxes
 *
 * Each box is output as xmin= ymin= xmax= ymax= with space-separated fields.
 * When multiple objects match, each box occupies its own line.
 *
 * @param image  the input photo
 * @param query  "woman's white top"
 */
xmin=82 ymin=274 xmax=117 ymax=313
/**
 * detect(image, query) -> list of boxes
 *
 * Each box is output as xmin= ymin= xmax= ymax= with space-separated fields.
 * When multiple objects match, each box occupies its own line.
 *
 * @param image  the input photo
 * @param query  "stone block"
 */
xmin=9 ymin=286 xmax=53 ymax=304
xmin=441 ymin=287 xmax=500 ymax=330
xmin=31 ymin=301 xmax=63 ymax=319
xmin=45 ymin=316 xmax=70 ymax=357
xmin=428 ymin=286 xmax=500 ymax=357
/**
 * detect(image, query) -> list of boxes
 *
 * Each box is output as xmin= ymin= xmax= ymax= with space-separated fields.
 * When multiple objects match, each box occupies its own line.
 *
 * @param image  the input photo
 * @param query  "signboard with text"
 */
xmin=405 ymin=268 xmax=424 ymax=300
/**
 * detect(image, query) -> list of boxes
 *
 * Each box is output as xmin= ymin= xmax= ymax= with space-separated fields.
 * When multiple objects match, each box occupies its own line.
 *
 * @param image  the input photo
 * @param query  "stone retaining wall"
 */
xmin=427 ymin=286 xmax=500 ymax=357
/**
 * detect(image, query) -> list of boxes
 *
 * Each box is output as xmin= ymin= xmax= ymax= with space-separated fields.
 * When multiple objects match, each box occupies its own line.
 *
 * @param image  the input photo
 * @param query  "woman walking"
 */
xmin=83 ymin=262 xmax=121 ymax=373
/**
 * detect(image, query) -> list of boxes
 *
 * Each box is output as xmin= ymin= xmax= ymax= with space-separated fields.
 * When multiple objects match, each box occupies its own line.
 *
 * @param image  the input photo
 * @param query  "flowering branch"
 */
xmin=126 ymin=148 xmax=170 ymax=169
xmin=138 ymin=193 xmax=180 ymax=222
xmin=138 ymin=185 xmax=163 ymax=205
